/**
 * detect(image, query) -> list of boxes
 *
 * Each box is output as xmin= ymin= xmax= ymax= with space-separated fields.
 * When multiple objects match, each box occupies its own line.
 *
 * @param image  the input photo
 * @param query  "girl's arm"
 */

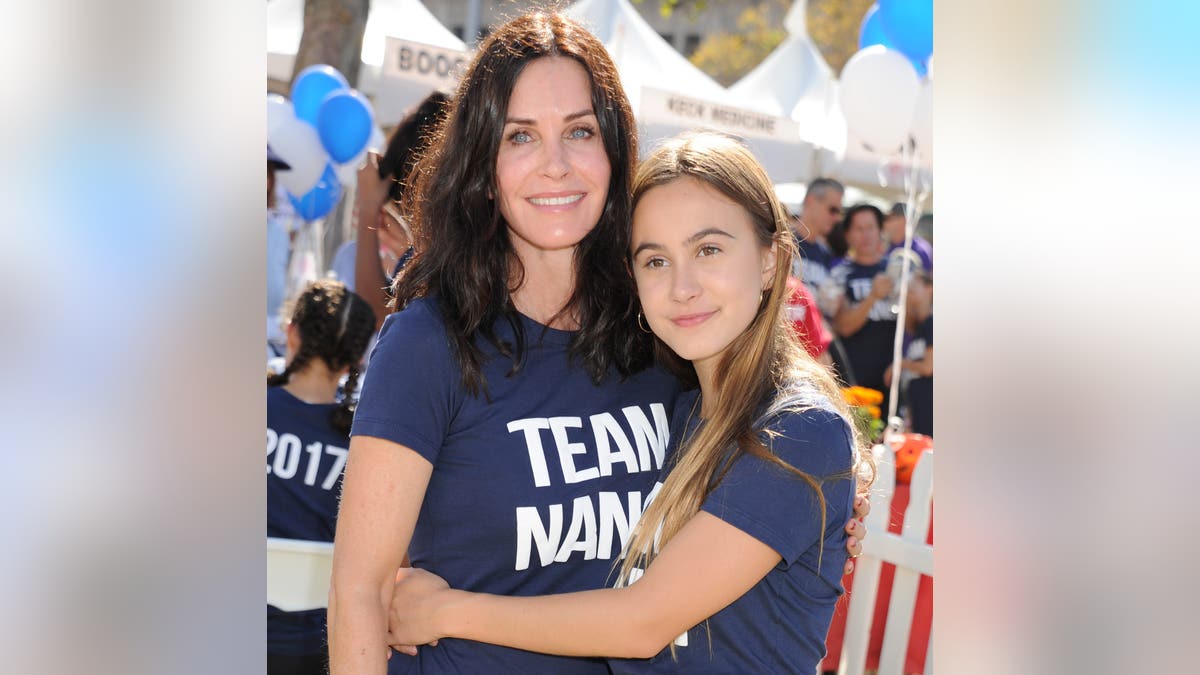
xmin=328 ymin=435 xmax=432 ymax=674
xmin=388 ymin=510 xmax=781 ymax=659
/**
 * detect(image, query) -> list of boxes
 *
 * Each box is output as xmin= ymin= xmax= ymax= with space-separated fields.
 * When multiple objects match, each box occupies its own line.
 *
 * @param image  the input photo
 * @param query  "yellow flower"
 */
xmin=841 ymin=386 xmax=883 ymax=407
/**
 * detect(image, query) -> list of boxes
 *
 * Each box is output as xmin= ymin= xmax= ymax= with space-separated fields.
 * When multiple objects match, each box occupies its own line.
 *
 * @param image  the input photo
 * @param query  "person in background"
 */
xmin=789 ymin=177 xmax=844 ymax=319
xmin=268 ymin=279 xmax=376 ymax=675
xmin=330 ymin=92 xmax=450 ymax=328
xmin=830 ymin=204 xmax=896 ymax=402
xmin=786 ymin=276 xmax=834 ymax=367
xmin=883 ymin=202 xmax=933 ymax=273
xmin=268 ymin=145 xmax=294 ymax=358
xmin=884 ymin=269 xmax=933 ymax=436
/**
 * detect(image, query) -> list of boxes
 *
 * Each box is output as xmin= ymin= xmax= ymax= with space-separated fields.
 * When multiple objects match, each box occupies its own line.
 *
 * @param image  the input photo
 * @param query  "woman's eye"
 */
xmin=509 ymin=130 xmax=532 ymax=144
xmin=643 ymin=257 xmax=667 ymax=269
xmin=568 ymin=126 xmax=595 ymax=140
xmin=698 ymin=244 xmax=721 ymax=257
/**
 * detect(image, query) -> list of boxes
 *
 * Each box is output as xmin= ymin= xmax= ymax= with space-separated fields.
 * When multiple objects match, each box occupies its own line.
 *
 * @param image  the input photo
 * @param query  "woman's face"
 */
xmin=494 ymin=57 xmax=611 ymax=257
xmin=846 ymin=211 xmax=883 ymax=261
xmin=631 ymin=176 xmax=775 ymax=375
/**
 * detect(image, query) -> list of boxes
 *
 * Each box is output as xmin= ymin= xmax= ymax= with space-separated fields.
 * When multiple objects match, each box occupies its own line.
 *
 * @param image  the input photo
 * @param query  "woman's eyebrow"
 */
xmin=505 ymin=109 xmax=595 ymax=125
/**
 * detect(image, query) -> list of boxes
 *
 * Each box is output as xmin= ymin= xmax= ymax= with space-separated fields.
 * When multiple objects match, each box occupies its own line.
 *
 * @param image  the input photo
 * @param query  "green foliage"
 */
xmin=688 ymin=2 xmax=786 ymax=87
xmin=806 ymin=0 xmax=875 ymax=74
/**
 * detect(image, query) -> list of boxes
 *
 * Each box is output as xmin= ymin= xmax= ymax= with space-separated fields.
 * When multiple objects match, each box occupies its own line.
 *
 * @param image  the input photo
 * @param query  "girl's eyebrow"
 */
xmin=632 ymin=227 xmax=734 ymax=257
xmin=504 ymin=109 xmax=595 ymax=125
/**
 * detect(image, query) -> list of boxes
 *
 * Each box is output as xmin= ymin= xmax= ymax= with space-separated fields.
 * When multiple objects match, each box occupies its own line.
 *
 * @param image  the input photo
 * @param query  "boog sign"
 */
xmin=382 ymin=36 xmax=466 ymax=90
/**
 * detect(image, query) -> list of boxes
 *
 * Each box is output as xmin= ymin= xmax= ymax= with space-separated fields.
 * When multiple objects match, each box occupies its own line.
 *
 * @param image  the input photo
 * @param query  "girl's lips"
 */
xmin=670 ymin=310 xmax=716 ymax=328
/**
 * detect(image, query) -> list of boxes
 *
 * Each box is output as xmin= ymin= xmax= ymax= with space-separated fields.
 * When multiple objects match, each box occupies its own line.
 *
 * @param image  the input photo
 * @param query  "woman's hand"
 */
xmin=843 ymin=494 xmax=871 ymax=575
xmin=386 ymin=567 xmax=453 ymax=651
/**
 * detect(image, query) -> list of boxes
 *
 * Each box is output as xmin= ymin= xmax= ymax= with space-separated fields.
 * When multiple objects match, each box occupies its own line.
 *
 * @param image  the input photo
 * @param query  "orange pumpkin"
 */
xmin=890 ymin=433 xmax=933 ymax=484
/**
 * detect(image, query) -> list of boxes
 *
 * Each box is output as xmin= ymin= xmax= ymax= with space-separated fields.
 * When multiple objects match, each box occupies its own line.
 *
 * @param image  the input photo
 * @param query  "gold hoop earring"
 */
xmin=637 ymin=311 xmax=652 ymax=334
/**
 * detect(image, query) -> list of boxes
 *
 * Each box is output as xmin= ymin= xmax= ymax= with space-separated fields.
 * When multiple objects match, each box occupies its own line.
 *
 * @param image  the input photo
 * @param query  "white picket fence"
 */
xmin=838 ymin=443 xmax=934 ymax=675
xmin=267 ymin=537 xmax=335 ymax=612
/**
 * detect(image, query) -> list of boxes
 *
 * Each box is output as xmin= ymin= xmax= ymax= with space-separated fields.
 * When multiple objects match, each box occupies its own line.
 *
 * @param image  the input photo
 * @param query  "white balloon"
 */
xmin=335 ymin=155 xmax=362 ymax=187
xmin=267 ymin=94 xmax=293 ymax=138
xmin=910 ymin=79 xmax=933 ymax=156
xmin=839 ymin=46 xmax=921 ymax=153
xmin=270 ymin=118 xmax=327 ymax=196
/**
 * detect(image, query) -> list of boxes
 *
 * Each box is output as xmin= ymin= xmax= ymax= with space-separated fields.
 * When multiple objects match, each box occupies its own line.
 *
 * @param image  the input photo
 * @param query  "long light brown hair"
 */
xmin=618 ymin=132 xmax=873 ymax=590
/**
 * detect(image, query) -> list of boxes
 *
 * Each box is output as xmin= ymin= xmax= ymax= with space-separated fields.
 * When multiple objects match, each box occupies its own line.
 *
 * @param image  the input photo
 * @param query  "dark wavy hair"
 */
xmin=268 ymin=279 xmax=377 ymax=434
xmin=394 ymin=11 xmax=650 ymax=397
xmin=377 ymin=90 xmax=450 ymax=203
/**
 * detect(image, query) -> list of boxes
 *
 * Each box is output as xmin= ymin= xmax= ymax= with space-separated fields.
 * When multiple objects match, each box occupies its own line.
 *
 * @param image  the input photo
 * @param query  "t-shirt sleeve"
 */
xmin=350 ymin=300 xmax=460 ymax=463
xmin=700 ymin=408 xmax=855 ymax=566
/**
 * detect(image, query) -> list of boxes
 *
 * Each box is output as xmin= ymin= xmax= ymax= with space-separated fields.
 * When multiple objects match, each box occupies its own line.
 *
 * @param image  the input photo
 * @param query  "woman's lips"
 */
xmin=527 ymin=192 xmax=584 ymax=207
xmin=670 ymin=310 xmax=717 ymax=328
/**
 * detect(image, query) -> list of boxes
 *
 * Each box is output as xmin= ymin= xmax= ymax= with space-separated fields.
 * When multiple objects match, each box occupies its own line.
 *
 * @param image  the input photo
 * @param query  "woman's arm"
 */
xmin=389 ymin=511 xmax=781 ymax=659
xmin=353 ymin=154 xmax=393 ymax=329
xmin=833 ymin=273 xmax=892 ymax=337
xmin=328 ymin=435 xmax=432 ymax=675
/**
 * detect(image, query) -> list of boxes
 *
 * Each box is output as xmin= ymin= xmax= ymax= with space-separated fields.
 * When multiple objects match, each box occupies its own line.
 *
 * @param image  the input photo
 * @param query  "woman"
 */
xmin=328 ymin=13 xmax=867 ymax=675
xmin=267 ymin=279 xmax=376 ymax=675
xmin=384 ymin=132 xmax=870 ymax=673
xmin=830 ymin=204 xmax=896 ymax=399
xmin=332 ymin=91 xmax=449 ymax=327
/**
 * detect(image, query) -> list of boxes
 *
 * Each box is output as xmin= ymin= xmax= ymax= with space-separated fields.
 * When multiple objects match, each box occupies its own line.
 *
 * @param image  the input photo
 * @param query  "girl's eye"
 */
xmin=643 ymin=256 xmax=667 ymax=269
xmin=698 ymin=244 xmax=721 ymax=257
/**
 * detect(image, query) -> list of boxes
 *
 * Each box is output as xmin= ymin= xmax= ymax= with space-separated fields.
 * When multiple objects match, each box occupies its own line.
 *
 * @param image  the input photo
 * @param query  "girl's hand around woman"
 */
xmin=387 ymin=567 xmax=452 ymax=654
xmin=844 ymin=494 xmax=871 ymax=575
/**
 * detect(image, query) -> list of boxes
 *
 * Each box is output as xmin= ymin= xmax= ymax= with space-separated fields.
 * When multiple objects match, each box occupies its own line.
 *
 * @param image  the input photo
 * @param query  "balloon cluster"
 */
xmin=267 ymin=65 xmax=384 ymax=221
xmin=839 ymin=0 xmax=933 ymax=157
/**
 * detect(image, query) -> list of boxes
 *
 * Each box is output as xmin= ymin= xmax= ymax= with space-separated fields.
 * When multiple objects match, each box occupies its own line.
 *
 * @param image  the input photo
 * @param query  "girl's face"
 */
xmin=631 ymin=176 xmax=776 ymax=376
xmin=494 ymin=57 xmax=611 ymax=257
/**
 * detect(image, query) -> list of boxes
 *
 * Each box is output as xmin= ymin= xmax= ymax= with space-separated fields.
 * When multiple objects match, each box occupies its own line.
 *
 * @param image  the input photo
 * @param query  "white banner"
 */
xmin=639 ymin=86 xmax=802 ymax=143
xmin=381 ymin=37 xmax=467 ymax=90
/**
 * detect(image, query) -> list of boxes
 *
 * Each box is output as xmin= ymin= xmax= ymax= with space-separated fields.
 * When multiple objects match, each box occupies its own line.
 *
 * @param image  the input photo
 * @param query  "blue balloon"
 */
xmin=287 ymin=163 xmax=342 ymax=221
xmin=878 ymin=0 xmax=933 ymax=66
xmin=859 ymin=5 xmax=892 ymax=50
xmin=860 ymin=5 xmax=927 ymax=76
xmin=317 ymin=90 xmax=375 ymax=164
xmin=291 ymin=65 xmax=349 ymax=126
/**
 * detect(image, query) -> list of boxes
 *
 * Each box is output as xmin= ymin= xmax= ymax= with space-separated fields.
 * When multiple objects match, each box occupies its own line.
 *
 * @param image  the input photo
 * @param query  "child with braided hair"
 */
xmin=268 ymin=279 xmax=376 ymax=675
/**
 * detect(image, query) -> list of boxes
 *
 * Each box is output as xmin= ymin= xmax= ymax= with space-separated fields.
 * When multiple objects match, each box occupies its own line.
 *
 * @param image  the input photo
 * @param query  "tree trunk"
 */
xmin=292 ymin=0 xmax=370 ymax=87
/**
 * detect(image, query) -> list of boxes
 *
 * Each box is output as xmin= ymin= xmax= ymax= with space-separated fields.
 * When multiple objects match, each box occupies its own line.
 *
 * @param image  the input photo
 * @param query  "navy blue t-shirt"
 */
xmin=794 ymin=239 xmax=834 ymax=295
xmin=610 ymin=389 xmax=855 ymax=674
xmin=830 ymin=259 xmax=897 ymax=392
xmin=352 ymin=298 xmax=680 ymax=675
xmin=267 ymin=386 xmax=350 ymax=656
xmin=906 ymin=316 xmax=933 ymax=436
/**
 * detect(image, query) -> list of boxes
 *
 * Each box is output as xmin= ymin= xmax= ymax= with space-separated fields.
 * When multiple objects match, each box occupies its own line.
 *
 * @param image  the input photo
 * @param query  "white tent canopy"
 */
xmin=267 ymin=0 xmax=466 ymax=124
xmin=727 ymin=0 xmax=845 ymax=156
xmin=728 ymin=0 xmax=931 ymax=196
xmin=565 ymin=0 xmax=818 ymax=182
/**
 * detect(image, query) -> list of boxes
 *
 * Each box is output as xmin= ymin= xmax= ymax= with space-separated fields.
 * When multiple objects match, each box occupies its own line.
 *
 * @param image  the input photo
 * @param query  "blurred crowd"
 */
xmin=781 ymin=178 xmax=933 ymax=438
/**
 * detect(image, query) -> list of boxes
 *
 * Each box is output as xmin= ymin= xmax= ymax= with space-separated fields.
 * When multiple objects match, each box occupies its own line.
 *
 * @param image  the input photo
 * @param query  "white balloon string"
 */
xmin=886 ymin=138 xmax=928 ymax=438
